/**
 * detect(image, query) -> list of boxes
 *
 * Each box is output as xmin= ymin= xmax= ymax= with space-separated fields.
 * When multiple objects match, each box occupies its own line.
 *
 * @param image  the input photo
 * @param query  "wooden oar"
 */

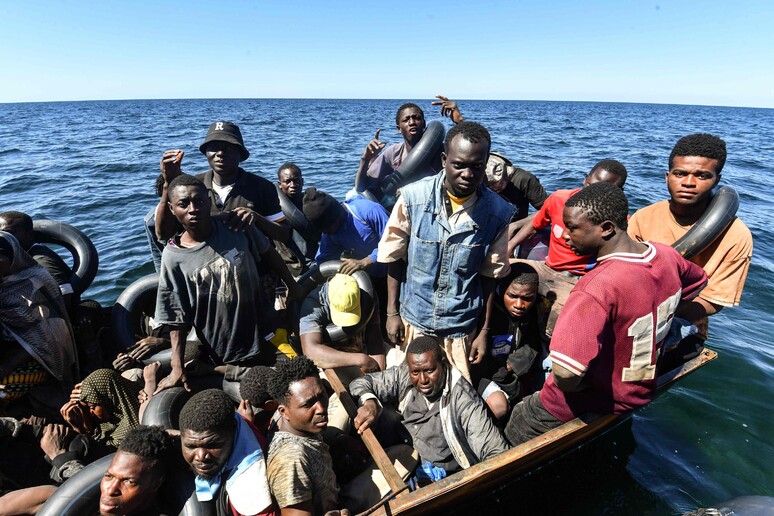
xmin=324 ymin=368 xmax=408 ymax=497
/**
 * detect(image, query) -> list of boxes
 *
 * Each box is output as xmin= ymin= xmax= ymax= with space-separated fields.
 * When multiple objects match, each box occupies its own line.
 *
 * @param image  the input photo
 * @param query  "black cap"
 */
xmin=199 ymin=121 xmax=249 ymax=161
xmin=303 ymin=188 xmax=341 ymax=230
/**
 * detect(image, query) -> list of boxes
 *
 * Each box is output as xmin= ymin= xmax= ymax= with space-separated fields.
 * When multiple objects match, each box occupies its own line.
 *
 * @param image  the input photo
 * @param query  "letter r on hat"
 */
xmin=216 ymin=122 xmax=224 ymax=131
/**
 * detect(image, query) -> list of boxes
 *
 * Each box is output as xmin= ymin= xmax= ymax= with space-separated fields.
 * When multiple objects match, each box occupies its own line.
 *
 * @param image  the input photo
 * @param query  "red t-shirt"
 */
xmin=539 ymin=242 xmax=707 ymax=422
xmin=532 ymin=188 xmax=596 ymax=274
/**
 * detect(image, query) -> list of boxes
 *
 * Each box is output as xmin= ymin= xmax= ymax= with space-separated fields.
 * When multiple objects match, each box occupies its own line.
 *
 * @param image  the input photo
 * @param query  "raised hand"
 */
xmin=362 ymin=129 xmax=386 ymax=163
xmin=159 ymin=149 xmax=184 ymax=184
xmin=433 ymin=95 xmax=464 ymax=124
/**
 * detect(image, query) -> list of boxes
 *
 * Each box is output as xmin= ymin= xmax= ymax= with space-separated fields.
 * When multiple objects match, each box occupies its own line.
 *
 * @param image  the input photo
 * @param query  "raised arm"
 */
xmin=355 ymin=129 xmax=386 ymax=193
xmin=432 ymin=95 xmax=464 ymax=124
xmin=155 ymin=150 xmax=184 ymax=241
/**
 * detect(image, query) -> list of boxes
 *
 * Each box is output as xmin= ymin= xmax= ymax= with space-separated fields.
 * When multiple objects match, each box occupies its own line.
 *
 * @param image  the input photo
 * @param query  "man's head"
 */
xmin=395 ymin=103 xmax=426 ymax=147
xmin=199 ymin=121 xmax=249 ymax=176
xmin=179 ymin=389 xmax=236 ymax=479
xmin=240 ymin=365 xmax=277 ymax=410
xmin=99 ymin=425 xmax=174 ymax=516
xmin=406 ymin=337 xmax=447 ymax=400
xmin=583 ymin=159 xmax=628 ymax=189
xmin=563 ymin=182 xmax=629 ymax=257
xmin=502 ymin=263 xmax=539 ymax=320
xmin=0 ymin=211 xmax=34 ymax=250
xmin=277 ymin=162 xmax=304 ymax=199
xmin=442 ymin=121 xmax=491 ymax=198
xmin=667 ymin=133 xmax=726 ymax=210
xmin=302 ymin=188 xmax=346 ymax=234
xmin=269 ymin=356 xmax=329 ymax=437
xmin=167 ymin=174 xmax=211 ymax=233
xmin=328 ymin=273 xmax=361 ymax=327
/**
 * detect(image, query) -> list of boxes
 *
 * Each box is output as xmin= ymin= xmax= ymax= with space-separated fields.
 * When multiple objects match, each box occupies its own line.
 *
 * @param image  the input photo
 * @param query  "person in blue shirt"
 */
xmin=302 ymin=188 xmax=389 ymax=279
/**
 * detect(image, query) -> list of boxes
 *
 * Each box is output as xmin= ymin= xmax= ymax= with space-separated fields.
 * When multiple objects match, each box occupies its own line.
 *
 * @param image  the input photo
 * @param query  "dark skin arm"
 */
xmin=153 ymin=327 xmax=191 ymax=394
xmin=300 ymin=332 xmax=380 ymax=372
xmin=155 ymin=150 xmax=184 ymax=241
xmin=353 ymin=398 xmax=381 ymax=435
xmin=469 ymin=276 xmax=496 ymax=364
xmin=552 ymin=363 xmax=588 ymax=392
xmin=676 ymin=297 xmax=721 ymax=338
xmin=228 ymin=209 xmax=291 ymax=242
xmin=355 ymin=129 xmax=386 ymax=193
xmin=385 ymin=261 xmax=406 ymax=345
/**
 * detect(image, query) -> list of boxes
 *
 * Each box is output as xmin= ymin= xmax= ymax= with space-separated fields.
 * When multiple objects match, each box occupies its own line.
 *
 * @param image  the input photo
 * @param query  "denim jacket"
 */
xmin=400 ymin=172 xmax=514 ymax=337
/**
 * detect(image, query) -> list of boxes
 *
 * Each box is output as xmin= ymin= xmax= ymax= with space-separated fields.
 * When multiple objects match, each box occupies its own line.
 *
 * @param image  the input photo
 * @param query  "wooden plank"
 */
xmin=324 ymin=368 xmax=408 ymax=497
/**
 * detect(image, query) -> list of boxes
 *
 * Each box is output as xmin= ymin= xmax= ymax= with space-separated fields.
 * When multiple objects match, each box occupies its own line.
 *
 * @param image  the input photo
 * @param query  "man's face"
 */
xmin=203 ymin=141 xmax=242 ymax=176
xmin=0 ymin=217 xmax=33 ymax=250
xmin=278 ymin=168 xmax=303 ymax=198
xmin=442 ymin=135 xmax=489 ymax=198
xmin=168 ymin=185 xmax=211 ymax=232
xmin=180 ymin=427 xmax=234 ymax=479
xmin=666 ymin=155 xmax=720 ymax=209
xmin=407 ymin=350 xmax=445 ymax=399
xmin=99 ymin=451 xmax=163 ymax=515
xmin=503 ymin=282 xmax=537 ymax=319
xmin=278 ymin=376 xmax=329 ymax=436
xmin=562 ymin=206 xmax=604 ymax=257
xmin=397 ymin=107 xmax=426 ymax=146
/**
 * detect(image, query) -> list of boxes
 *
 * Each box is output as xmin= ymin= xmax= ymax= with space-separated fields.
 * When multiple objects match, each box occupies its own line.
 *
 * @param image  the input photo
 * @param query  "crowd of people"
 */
xmin=0 ymin=97 xmax=753 ymax=515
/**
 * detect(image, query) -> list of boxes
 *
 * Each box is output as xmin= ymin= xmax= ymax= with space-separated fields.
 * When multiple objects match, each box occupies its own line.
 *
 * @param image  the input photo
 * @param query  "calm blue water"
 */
xmin=0 ymin=99 xmax=771 ymax=514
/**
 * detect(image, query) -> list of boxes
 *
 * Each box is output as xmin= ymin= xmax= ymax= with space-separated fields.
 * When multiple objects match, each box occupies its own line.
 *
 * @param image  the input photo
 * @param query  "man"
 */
xmin=267 ymin=356 xmax=408 ymax=515
xmin=99 ymin=425 xmax=175 ymax=516
xmin=276 ymin=162 xmax=319 ymax=271
xmin=153 ymin=174 xmax=301 ymax=393
xmin=485 ymin=154 xmax=548 ymax=222
xmin=377 ymin=121 xmax=515 ymax=381
xmin=179 ymin=389 xmax=275 ymax=516
xmin=0 ymin=211 xmax=74 ymax=307
xmin=504 ymin=182 xmax=708 ymax=446
xmin=155 ymin=121 xmax=289 ymax=244
xmin=509 ymin=159 xmax=628 ymax=338
xmin=628 ymin=133 xmax=753 ymax=340
xmin=354 ymin=96 xmax=463 ymax=199
xmin=351 ymin=337 xmax=510 ymax=478
xmin=303 ymin=188 xmax=389 ymax=279
xmin=299 ymin=273 xmax=384 ymax=372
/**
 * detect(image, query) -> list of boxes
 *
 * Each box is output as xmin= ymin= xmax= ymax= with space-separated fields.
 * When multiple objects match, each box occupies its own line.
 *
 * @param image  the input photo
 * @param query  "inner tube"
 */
xmin=32 ymin=219 xmax=99 ymax=295
xmin=381 ymin=120 xmax=446 ymax=197
xmin=276 ymin=184 xmax=319 ymax=242
xmin=672 ymin=186 xmax=740 ymax=260
xmin=37 ymin=452 xmax=213 ymax=516
xmin=297 ymin=260 xmax=375 ymax=342
xmin=141 ymin=386 xmax=191 ymax=429
xmin=111 ymin=273 xmax=160 ymax=354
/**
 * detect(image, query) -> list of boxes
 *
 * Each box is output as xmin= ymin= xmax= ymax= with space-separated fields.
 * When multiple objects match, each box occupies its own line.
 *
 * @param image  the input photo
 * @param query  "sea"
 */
xmin=0 ymin=99 xmax=771 ymax=515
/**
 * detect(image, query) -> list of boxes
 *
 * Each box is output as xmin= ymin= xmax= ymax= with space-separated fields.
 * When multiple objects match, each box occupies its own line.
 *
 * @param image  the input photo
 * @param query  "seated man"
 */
xmin=509 ymin=159 xmax=628 ymax=338
xmin=628 ymin=133 xmax=753 ymax=345
xmin=0 ymin=211 xmax=74 ymax=309
xmin=351 ymin=337 xmax=510 ymax=478
xmin=179 ymin=389 xmax=275 ymax=516
xmin=267 ymin=356 xmax=411 ymax=515
xmin=504 ymin=182 xmax=708 ymax=446
xmin=276 ymin=162 xmax=319 ymax=271
xmin=354 ymin=97 xmax=463 ymax=199
xmin=300 ymin=273 xmax=384 ymax=372
xmin=99 ymin=425 xmax=175 ymax=516
xmin=153 ymin=174 xmax=302 ymax=393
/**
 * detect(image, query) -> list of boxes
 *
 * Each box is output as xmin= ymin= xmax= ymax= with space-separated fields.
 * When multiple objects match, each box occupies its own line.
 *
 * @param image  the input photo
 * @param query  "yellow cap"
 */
xmin=328 ymin=273 xmax=361 ymax=327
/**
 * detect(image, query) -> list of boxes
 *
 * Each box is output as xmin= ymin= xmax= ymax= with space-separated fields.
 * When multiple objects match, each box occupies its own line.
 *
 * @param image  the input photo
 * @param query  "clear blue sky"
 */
xmin=1 ymin=0 xmax=772 ymax=107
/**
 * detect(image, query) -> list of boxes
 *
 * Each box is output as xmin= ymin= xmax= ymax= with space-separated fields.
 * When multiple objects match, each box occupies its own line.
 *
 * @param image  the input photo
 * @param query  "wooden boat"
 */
xmin=361 ymin=348 xmax=717 ymax=516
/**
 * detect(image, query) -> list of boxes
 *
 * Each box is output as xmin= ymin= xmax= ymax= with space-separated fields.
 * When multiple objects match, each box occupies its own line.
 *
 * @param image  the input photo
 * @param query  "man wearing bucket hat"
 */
xmin=299 ymin=273 xmax=384 ymax=374
xmin=154 ymin=121 xmax=290 ymax=245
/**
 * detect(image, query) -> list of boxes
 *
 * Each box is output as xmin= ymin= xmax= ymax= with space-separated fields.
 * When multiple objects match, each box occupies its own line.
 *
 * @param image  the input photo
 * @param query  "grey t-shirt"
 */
xmin=154 ymin=220 xmax=270 ymax=364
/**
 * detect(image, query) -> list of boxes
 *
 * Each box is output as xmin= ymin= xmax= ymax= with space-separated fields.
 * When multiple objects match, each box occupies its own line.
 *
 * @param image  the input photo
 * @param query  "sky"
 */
xmin=1 ymin=0 xmax=772 ymax=108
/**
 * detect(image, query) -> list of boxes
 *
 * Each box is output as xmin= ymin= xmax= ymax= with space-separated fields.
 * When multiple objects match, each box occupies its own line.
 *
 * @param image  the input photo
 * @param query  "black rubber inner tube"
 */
xmin=37 ymin=452 xmax=213 ymax=516
xmin=32 ymin=219 xmax=99 ymax=295
xmin=381 ymin=120 xmax=446 ymax=197
xmin=111 ymin=273 xmax=160 ymax=354
xmin=297 ymin=260 xmax=375 ymax=342
xmin=141 ymin=386 xmax=191 ymax=429
xmin=671 ymin=186 xmax=740 ymax=260
xmin=276 ymin=184 xmax=319 ymax=242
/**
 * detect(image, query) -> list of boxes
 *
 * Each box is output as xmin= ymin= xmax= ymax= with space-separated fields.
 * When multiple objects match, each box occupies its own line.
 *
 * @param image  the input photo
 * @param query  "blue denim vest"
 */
xmin=400 ymin=172 xmax=515 ymax=338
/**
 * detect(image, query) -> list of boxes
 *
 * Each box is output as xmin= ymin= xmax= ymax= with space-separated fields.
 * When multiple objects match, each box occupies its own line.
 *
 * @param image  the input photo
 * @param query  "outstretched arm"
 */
xmin=432 ymin=95 xmax=464 ymax=124
xmin=155 ymin=150 xmax=184 ymax=241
